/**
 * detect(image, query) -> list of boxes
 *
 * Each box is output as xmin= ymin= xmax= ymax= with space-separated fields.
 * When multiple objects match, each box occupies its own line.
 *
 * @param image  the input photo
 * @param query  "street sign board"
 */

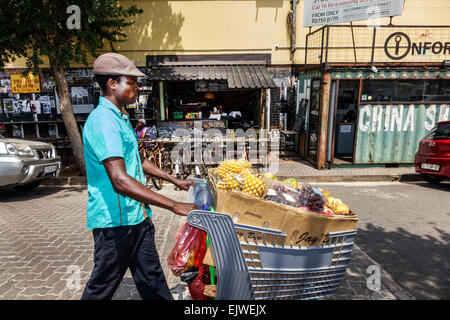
xmin=303 ymin=0 xmax=404 ymax=27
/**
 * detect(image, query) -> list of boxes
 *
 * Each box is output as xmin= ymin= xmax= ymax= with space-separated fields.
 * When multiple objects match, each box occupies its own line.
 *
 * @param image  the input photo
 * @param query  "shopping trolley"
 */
xmin=186 ymin=178 xmax=357 ymax=300
xmin=186 ymin=210 xmax=356 ymax=300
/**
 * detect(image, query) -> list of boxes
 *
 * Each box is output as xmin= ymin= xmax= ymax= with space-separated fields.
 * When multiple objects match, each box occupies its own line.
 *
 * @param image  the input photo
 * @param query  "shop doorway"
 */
xmin=331 ymin=80 xmax=360 ymax=164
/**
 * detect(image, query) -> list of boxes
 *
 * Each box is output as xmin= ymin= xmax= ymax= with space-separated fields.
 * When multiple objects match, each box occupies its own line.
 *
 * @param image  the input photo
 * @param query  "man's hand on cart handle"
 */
xmin=173 ymin=178 xmax=196 ymax=191
xmin=171 ymin=202 xmax=198 ymax=217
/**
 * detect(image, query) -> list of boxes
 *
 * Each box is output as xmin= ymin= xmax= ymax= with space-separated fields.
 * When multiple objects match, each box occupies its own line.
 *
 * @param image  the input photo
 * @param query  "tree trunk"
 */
xmin=50 ymin=62 xmax=86 ymax=175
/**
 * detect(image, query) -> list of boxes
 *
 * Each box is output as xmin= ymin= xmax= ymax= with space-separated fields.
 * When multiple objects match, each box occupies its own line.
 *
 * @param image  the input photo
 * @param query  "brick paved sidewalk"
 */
xmin=0 ymin=184 xmax=412 ymax=300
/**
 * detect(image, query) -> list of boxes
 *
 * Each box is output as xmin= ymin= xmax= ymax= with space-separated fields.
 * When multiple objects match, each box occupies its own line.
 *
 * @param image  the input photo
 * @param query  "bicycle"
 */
xmin=190 ymin=140 xmax=225 ymax=179
xmin=138 ymin=139 xmax=173 ymax=190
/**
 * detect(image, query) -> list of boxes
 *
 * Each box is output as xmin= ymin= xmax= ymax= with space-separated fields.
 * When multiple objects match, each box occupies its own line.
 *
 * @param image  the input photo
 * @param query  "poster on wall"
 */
xmin=40 ymin=95 xmax=53 ymax=114
xmin=12 ymin=100 xmax=22 ymax=116
xmin=12 ymin=124 xmax=24 ymax=138
xmin=71 ymin=86 xmax=89 ymax=105
xmin=138 ymin=94 xmax=148 ymax=109
xmin=31 ymin=99 xmax=42 ymax=115
xmin=48 ymin=123 xmax=59 ymax=138
xmin=0 ymin=75 xmax=11 ymax=93
xmin=10 ymin=73 xmax=41 ymax=94
xmin=40 ymin=69 xmax=57 ymax=91
xmin=303 ymin=0 xmax=404 ymax=27
xmin=18 ymin=100 xmax=31 ymax=113
xmin=65 ymin=69 xmax=94 ymax=85
xmin=70 ymin=86 xmax=94 ymax=113
xmin=3 ymin=99 xmax=14 ymax=114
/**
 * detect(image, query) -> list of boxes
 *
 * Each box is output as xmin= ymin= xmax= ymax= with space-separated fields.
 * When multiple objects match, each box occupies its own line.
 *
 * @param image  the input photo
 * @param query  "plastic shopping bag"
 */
xmin=167 ymin=222 xmax=207 ymax=276
xmin=187 ymin=264 xmax=214 ymax=300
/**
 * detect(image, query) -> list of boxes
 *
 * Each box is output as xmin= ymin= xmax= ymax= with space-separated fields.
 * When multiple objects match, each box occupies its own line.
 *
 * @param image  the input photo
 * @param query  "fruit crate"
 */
xmin=187 ymin=210 xmax=356 ymax=300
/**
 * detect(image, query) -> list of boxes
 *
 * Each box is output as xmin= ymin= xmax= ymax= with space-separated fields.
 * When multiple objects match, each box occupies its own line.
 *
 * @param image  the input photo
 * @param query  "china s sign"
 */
xmin=384 ymin=32 xmax=450 ymax=60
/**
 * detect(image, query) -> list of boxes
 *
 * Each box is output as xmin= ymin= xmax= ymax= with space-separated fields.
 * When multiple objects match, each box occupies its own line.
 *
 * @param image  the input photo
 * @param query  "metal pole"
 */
xmin=350 ymin=22 xmax=357 ymax=63
xmin=305 ymin=34 xmax=309 ymax=71
xmin=370 ymin=27 xmax=377 ymax=66
xmin=325 ymin=26 xmax=330 ymax=71
xmin=320 ymin=28 xmax=325 ymax=67
xmin=159 ymin=81 xmax=165 ymax=121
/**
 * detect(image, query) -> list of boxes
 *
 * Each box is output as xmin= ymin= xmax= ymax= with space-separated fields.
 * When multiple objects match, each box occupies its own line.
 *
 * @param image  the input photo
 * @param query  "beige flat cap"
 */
xmin=93 ymin=53 xmax=146 ymax=77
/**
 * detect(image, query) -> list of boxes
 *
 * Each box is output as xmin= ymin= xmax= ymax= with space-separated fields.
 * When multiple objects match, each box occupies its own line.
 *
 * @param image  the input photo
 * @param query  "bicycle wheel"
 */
xmin=183 ymin=164 xmax=192 ymax=180
xmin=161 ymin=148 xmax=173 ymax=175
xmin=200 ymin=163 xmax=208 ymax=179
xmin=148 ymin=153 xmax=163 ymax=190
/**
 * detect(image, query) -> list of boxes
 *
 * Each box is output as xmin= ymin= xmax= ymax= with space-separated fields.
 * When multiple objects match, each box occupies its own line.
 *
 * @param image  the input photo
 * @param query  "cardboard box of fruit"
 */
xmin=207 ymin=161 xmax=358 ymax=248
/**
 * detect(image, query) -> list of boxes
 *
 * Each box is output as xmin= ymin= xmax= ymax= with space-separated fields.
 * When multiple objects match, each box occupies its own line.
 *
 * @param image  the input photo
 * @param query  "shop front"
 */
xmin=298 ymin=24 xmax=450 ymax=169
xmin=328 ymin=70 xmax=449 ymax=166
xmin=145 ymin=57 xmax=277 ymax=141
xmin=0 ymin=67 xmax=150 ymax=164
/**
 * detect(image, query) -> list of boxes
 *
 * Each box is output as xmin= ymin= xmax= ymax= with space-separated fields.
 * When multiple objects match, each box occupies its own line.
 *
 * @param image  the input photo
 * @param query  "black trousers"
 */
xmin=81 ymin=218 xmax=173 ymax=300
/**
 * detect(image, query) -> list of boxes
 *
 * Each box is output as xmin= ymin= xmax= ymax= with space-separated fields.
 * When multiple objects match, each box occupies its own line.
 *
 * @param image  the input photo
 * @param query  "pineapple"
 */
xmin=222 ymin=172 xmax=240 ymax=191
xmin=214 ymin=159 xmax=266 ymax=198
xmin=237 ymin=158 xmax=252 ymax=170
xmin=239 ymin=171 xmax=266 ymax=198
xmin=215 ymin=159 xmax=243 ymax=179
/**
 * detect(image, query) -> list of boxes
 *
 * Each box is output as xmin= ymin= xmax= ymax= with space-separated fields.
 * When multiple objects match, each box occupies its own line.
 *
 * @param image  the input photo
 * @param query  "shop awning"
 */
xmin=146 ymin=64 xmax=277 ymax=89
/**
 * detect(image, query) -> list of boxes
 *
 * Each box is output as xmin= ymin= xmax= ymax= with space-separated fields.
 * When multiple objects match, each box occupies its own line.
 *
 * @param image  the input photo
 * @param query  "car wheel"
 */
xmin=13 ymin=180 xmax=43 ymax=191
xmin=421 ymin=173 xmax=445 ymax=184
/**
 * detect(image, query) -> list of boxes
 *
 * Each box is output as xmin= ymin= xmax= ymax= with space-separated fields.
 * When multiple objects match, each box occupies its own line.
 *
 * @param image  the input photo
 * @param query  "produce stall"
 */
xmin=168 ymin=159 xmax=358 ymax=300
xmin=146 ymin=61 xmax=278 ymax=136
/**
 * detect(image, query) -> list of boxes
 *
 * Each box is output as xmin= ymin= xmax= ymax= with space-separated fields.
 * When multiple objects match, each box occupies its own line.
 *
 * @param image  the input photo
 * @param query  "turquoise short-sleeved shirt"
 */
xmin=83 ymin=97 xmax=151 ymax=230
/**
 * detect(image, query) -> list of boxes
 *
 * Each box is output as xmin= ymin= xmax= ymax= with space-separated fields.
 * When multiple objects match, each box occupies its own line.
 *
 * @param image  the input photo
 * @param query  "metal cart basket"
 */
xmin=187 ymin=210 xmax=356 ymax=300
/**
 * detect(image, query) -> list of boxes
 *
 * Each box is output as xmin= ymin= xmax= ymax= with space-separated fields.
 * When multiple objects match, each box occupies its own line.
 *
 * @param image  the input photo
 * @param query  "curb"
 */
xmin=42 ymin=176 xmax=87 ymax=186
xmin=352 ymin=244 xmax=416 ymax=300
xmin=42 ymin=173 xmax=423 ymax=186
xmin=269 ymin=173 xmax=422 ymax=183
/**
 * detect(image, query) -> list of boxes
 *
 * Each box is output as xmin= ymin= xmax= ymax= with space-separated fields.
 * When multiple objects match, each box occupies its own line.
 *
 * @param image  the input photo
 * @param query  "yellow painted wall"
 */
xmin=118 ymin=0 xmax=292 ymax=66
xmin=5 ymin=0 xmax=450 ymax=69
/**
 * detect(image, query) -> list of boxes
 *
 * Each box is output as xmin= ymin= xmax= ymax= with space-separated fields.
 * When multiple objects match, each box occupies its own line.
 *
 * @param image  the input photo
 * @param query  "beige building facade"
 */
xmin=1 ymin=0 xmax=449 ymax=167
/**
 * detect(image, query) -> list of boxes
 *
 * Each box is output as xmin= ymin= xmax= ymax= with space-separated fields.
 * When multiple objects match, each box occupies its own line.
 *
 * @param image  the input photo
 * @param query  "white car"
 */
xmin=0 ymin=135 xmax=61 ymax=190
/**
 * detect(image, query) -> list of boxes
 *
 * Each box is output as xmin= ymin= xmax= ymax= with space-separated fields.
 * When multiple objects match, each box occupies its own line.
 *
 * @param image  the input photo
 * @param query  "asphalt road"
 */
xmin=311 ymin=180 xmax=450 ymax=300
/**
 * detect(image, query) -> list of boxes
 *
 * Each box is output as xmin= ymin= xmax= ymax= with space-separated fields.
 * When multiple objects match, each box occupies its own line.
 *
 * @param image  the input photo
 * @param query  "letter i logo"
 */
xmin=385 ymin=32 xmax=411 ymax=60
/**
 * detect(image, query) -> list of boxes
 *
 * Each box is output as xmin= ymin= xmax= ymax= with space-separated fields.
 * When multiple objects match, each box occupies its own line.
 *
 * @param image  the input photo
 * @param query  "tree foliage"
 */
xmin=0 ymin=1 xmax=143 ymax=172
xmin=0 ymin=0 xmax=143 ymax=73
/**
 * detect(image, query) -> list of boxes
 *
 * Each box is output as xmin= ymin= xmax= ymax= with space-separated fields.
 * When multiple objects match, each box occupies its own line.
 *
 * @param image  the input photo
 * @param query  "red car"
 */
xmin=415 ymin=120 xmax=450 ymax=183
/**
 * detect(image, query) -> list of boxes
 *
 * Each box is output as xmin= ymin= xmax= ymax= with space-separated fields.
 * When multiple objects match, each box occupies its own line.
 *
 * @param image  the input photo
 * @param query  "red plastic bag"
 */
xmin=187 ymin=264 xmax=214 ymax=300
xmin=167 ymin=222 xmax=207 ymax=276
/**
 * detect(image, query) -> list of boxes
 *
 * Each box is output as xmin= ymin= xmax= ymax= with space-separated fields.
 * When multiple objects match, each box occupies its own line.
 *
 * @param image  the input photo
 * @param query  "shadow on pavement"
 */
xmin=0 ymin=185 xmax=85 ymax=203
xmin=112 ymin=278 xmax=190 ymax=300
xmin=402 ymin=181 xmax=450 ymax=192
xmin=355 ymin=223 xmax=450 ymax=300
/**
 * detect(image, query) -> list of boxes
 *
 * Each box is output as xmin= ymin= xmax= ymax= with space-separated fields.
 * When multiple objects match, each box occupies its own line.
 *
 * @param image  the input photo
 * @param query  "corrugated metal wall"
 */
xmin=354 ymin=104 xmax=450 ymax=163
